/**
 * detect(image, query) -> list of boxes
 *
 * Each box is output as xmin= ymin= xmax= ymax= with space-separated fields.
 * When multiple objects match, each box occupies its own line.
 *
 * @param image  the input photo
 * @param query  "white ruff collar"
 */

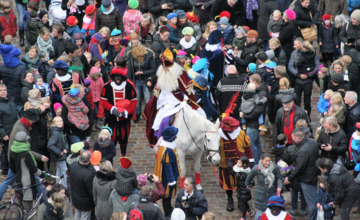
xmin=205 ymin=43 xmax=221 ymax=52
xmin=55 ymin=73 xmax=71 ymax=82
xmin=180 ymin=36 xmax=197 ymax=49
xmin=161 ymin=140 xmax=176 ymax=149
xmin=233 ymin=165 xmax=251 ymax=173
xmin=110 ymin=81 xmax=126 ymax=90
xmin=264 ymin=208 xmax=288 ymax=220
xmin=352 ymin=132 xmax=360 ymax=140
xmin=218 ymin=127 xmax=241 ymax=140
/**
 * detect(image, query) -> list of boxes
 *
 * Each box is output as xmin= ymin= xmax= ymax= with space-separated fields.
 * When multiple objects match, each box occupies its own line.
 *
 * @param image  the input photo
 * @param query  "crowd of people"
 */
xmin=1 ymin=0 xmax=360 ymax=219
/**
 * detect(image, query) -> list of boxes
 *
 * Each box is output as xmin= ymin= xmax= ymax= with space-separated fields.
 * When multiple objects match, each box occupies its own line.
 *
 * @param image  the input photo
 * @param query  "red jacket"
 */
xmin=0 ymin=9 xmax=17 ymax=39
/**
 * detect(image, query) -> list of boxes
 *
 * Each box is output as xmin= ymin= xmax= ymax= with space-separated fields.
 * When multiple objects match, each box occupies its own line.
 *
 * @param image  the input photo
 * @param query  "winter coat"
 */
xmin=317 ymin=93 xmax=330 ymax=114
xmin=0 ymin=44 xmax=21 ymax=68
xmin=0 ymin=64 xmax=26 ymax=106
xmin=262 ymin=70 xmax=276 ymax=86
xmin=234 ymin=42 xmax=258 ymax=73
xmin=127 ymin=49 xmax=156 ymax=82
xmin=318 ymin=23 xmax=340 ymax=53
xmin=316 ymin=187 xmax=335 ymax=218
xmin=21 ymin=81 xmax=33 ymax=105
xmin=232 ymin=36 xmax=247 ymax=51
xmin=114 ymin=167 xmax=138 ymax=196
xmin=109 ymin=189 xmax=139 ymax=213
xmin=318 ymin=0 xmax=348 ymax=20
xmin=95 ymin=6 xmax=124 ymax=33
xmin=346 ymin=102 xmax=360 ymax=138
xmin=93 ymin=170 xmax=116 ymax=220
xmin=189 ymin=0 xmax=215 ymax=22
xmin=27 ymin=18 xmax=43 ymax=46
xmin=266 ymin=78 xmax=280 ymax=124
xmin=288 ymin=49 xmax=320 ymax=85
xmin=68 ymin=161 xmax=96 ymax=211
xmin=278 ymin=21 xmax=302 ymax=58
xmin=29 ymin=110 xmax=51 ymax=155
xmin=62 ymin=95 xmax=90 ymax=131
xmin=273 ymin=88 xmax=297 ymax=118
xmin=212 ymin=0 xmax=245 ymax=26
xmin=150 ymin=34 xmax=170 ymax=67
xmin=273 ymin=105 xmax=309 ymax=145
xmin=317 ymin=125 xmax=348 ymax=162
xmin=234 ymin=166 xmax=254 ymax=201
xmin=0 ymin=9 xmax=17 ymax=40
xmin=131 ymin=196 xmax=167 ymax=220
xmin=339 ymin=22 xmax=360 ymax=52
xmin=37 ymin=195 xmax=72 ymax=220
xmin=293 ymin=0 xmax=319 ymax=29
xmin=267 ymin=15 xmax=283 ymax=34
xmin=177 ymin=37 xmax=199 ymax=57
xmin=148 ymin=0 xmax=174 ymax=20
xmin=328 ymin=163 xmax=360 ymax=208
xmin=38 ymin=61 xmax=50 ymax=80
xmin=218 ymin=24 xmax=235 ymax=45
xmin=87 ymin=69 xmax=104 ymax=103
xmin=123 ymin=9 xmax=142 ymax=36
xmin=52 ymin=37 xmax=71 ymax=60
xmin=331 ymin=104 xmax=346 ymax=129
xmin=67 ymin=26 xmax=82 ymax=43
xmin=347 ymin=0 xmax=360 ymax=14
xmin=257 ymin=0 xmax=279 ymax=41
xmin=288 ymin=137 xmax=319 ymax=185
xmin=175 ymin=188 xmax=208 ymax=220
xmin=134 ymin=23 xmax=156 ymax=47
xmin=346 ymin=61 xmax=360 ymax=93
xmin=241 ymin=90 xmax=267 ymax=114
xmin=93 ymin=139 xmax=116 ymax=164
xmin=47 ymin=127 xmax=68 ymax=161
xmin=297 ymin=50 xmax=316 ymax=74
xmin=0 ymin=96 xmax=18 ymax=138
xmin=273 ymin=47 xmax=287 ymax=66
xmin=245 ymin=163 xmax=283 ymax=211
xmin=167 ymin=23 xmax=179 ymax=44
xmin=43 ymin=198 xmax=65 ymax=220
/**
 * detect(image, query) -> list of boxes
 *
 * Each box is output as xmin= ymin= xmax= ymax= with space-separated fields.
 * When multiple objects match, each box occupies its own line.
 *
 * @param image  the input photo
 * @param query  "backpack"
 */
xmin=129 ymin=201 xmax=143 ymax=220
xmin=49 ymin=0 xmax=67 ymax=24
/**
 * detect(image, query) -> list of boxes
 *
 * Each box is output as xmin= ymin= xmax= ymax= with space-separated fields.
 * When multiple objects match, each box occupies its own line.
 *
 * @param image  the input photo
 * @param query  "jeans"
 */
xmin=1 ymin=140 xmax=9 ymax=175
xmin=0 ymin=169 xmax=43 ymax=201
xmin=56 ymin=160 xmax=68 ymax=188
xmin=74 ymin=209 xmax=91 ymax=220
xmin=246 ymin=127 xmax=262 ymax=164
xmin=254 ymin=209 xmax=264 ymax=220
xmin=241 ymin=114 xmax=264 ymax=126
xmin=16 ymin=3 xmax=26 ymax=30
xmin=295 ymin=83 xmax=313 ymax=116
xmin=291 ymin=189 xmax=307 ymax=211
xmin=300 ymin=182 xmax=317 ymax=220
xmin=135 ymin=80 xmax=151 ymax=115
xmin=68 ymin=134 xmax=87 ymax=146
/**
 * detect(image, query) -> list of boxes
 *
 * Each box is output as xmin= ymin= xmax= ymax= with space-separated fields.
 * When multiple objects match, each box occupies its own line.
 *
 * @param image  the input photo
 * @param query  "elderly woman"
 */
xmin=245 ymin=153 xmax=282 ymax=220
xmin=127 ymin=44 xmax=156 ymax=123
xmin=317 ymin=116 xmax=348 ymax=163
xmin=316 ymin=158 xmax=360 ymax=220
xmin=268 ymin=38 xmax=287 ymax=66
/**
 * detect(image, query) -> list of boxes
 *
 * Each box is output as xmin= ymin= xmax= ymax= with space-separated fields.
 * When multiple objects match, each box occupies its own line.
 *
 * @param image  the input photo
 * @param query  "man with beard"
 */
xmin=100 ymin=68 xmax=137 ymax=156
xmin=259 ymin=196 xmax=293 ymax=220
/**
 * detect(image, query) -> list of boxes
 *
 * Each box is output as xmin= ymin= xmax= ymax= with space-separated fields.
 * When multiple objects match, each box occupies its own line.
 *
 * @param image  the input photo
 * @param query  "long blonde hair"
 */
xmin=131 ymin=44 xmax=148 ymax=63
xmin=202 ymin=21 xmax=217 ymax=39
xmin=51 ymin=192 xmax=66 ymax=215
xmin=302 ymin=41 xmax=315 ymax=52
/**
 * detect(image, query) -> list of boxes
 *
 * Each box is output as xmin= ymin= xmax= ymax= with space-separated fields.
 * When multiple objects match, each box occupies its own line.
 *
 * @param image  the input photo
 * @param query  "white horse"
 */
xmin=173 ymin=106 xmax=221 ymax=191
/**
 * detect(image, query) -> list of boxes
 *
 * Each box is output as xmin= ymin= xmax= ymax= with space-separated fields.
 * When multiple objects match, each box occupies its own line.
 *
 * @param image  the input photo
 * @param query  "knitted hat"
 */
xmin=119 ymin=39 xmax=129 ymax=46
xmin=267 ymin=196 xmax=285 ymax=208
xmin=92 ymin=33 xmax=103 ymax=44
xmin=220 ymin=116 xmax=239 ymax=132
xmin=38 ymin=10 xmax=48 ymax=20
xmin=266 ymin=61 xmax=277 ymax=70
xmin=102 ymin=0 xmax=112 ymax=7
xmin=255 ymin=51 xmax=267 ymax=62
xmin=110 ymin=67 xmax=127 ymax=77
xmin=352 ymin=9 xmax=360 ymax=21
xmin=160 ymin=48 xmax=174 ymax=68
xmin=356 ymin=122 xmax=360 ymax=129
xmin=15 ymin=131 xmax=30 ymax=142
xmin=235 ymin=26 xmax=246 ymax=35
xmin=280 ymin=94 xmax=294 ymax=103
xmin=161 ymin=126 xmax=179 ymax=142
xmin=101 ymin=125 xmax=113 ymax=136
xmin=85 ymin=5 xmax=96 ymax=15
xmin=128 ymin=0 xmax=139 ymax=9
xmin=208 ymin=30 xmax=222 ymax=45
xmin=322 ymin=14 xmax=331 ymax=21
xmin=193 ymin=76 xmax=207 ymax=90
xmin=23 ymin=109 xmax=40 ymax=122
xmin=90 ymin=150 xmax=102 ymax=166
xmin=34 ymin=74 xmax=43 ymax=83
xmin=171 ymin=208 xmax=186 ymax=220
xmin=182 ymin=27 xmax=194 ymax=36
xmin=53 ymin=103 xmax=62 ymax=112
xmin=219 ymin=17 xmax=229 ymax=25
xmin=247 ymin=30 xmax=258 ymax=39
xmin=331 ymin=73 xmax=343 ymax=83
xmin=120 ymin=157 xmax=132 ymax=169
xmin=265 ymin=50 xmax=275 ymax=60
xmin=186 ymin=12 xmax=199 ymax=23
xmin=176 ymin=10 xmax=186 ymax=19
xmin=68 ymin=88 xmax=80 ymax=98
xmin=284 ymin=9 xmax=296 ymax=21
xmin=248 ymin=63 xmax=257 ymax=73
xmin=176 ymin=50 xmax=187 ymax=57
xmin=219 ymin=11 xmax=231 ymax=19
xmin=111 ymin=28 xmax=121 ymax=36
xmin=52 ymin=60 xmax=70 ymax=70
xmin=70 ymin=142 xmax=84 ymax=153
xmin=167 ymin=12 xmax=177 ymax=20
xmin=192 ymin=55 xmax=200 ymax=64
xmin=66 ymin=16 xmax=78 ymax=27
xmin=137 ymin=174 xmax=148 ymax=187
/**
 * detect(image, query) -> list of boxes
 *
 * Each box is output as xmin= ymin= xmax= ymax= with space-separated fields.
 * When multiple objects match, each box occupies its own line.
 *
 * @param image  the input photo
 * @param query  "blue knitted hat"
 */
xmin=52 ymin=60 xmax=70 ymax=70
xmin=161 ymin=126 xmax=179 ymax=142
xmin=68 ymin=88 xmax=80 ymax=98
xmin=265 ymin=60 xmax=277 ymax=70
xmin=111 ymin=28 xmax=122 ymax=36
xmin=192 ymin=58 xmax=209 ymax=72
xmin=167 ymin=13 xmax=177 ymax=20
xmin=248 ymin=63 xmax=257 ymax=73
xmin=267 ymin=196 xmax=285 ymax=208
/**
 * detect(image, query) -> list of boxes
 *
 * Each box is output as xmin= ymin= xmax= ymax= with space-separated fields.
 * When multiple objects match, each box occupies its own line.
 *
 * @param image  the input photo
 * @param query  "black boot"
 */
xmin=19 ymin=30 xmax=25 ymax=47
xmin=226 ymin=198 xmax=234 ymax=212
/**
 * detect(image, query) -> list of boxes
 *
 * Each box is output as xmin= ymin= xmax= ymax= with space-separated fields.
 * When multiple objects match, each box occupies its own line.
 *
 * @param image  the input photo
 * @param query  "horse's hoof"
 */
xmin=226 ymin=198 xmax=234 ymax=212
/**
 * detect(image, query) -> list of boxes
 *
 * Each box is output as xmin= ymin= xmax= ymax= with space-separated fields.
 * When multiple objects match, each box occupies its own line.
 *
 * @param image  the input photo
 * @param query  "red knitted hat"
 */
xmin=219 ymin=11 xmax=231 ymax=19
xmin=85 ymin=5 xmax=96 ymax=15
xmin=120 ymin=157 xmax=132 ymax=169
xmin=356 ymin=122 xmax=360 ymax=129
xmin=322 ymin=14 xmax=331 ymax=21
xmin=220 ymin=116 xmax=239 ymax=132
xmin=110 ymin=67 xmax=127 ymax=77
xmin=66 ymin=16 xmax=78 ymax=26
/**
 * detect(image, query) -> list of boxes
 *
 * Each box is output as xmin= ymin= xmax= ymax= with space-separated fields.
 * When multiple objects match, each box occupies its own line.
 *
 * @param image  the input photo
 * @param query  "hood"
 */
xmin=96 ymin=170 xmax=116 ymax=184
xmin=0 ymin=96 xmax=12 ymax=102
xmin=256 ymin=83 xmax=268 ymax=93
xmin=50 ymin=126 xmax=63 ymax=133
xmin=74 ymin=33 xmax=84 ymax=41
xmin=299 ymin=126 xmax=311 ymax=136
xmin=300 ymin=50 xmax=315 ymax=60
xmin=116 ymin=167 xmax=136 ymax=179
xmin=243 ymin=90 xmax=256 ymax=99
xmin=22 ymin=80 xmax=33 ymax=88
xmin=0 ymin=44 xmax=14 ymax=54
xmin=329 ymin=163 xmax=346 ymax=175
xmin=153 ymin=34 xmax=162 ymax=43
xmin=279 ymin=88 xmax=295 ymax=95
xmin=329 ymin=62 xmax=345 ymax=77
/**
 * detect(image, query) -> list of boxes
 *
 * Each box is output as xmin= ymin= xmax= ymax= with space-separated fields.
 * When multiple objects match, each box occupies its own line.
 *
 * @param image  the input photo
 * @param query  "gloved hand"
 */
xmin=119 ymin=110 xmax=128 ymax=119
xmin=110 ymin=106 xmax=120 ymax=117
xmin=40 ymin=171 xmax=51 ymax=178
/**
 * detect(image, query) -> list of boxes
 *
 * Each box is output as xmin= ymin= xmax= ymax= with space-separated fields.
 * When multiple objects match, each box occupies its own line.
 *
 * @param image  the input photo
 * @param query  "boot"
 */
xmin=19 ymin=30 xmax=25 ymax=47
xmin=226 ymin=198 xmax=234 ymax=212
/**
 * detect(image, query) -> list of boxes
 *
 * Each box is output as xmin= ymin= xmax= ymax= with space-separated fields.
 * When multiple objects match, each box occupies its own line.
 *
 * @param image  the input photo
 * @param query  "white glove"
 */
xmin=123 ymin=110 xmax=128 ymax=119
xmin=169 ymin=181 xmax=176 ymax=186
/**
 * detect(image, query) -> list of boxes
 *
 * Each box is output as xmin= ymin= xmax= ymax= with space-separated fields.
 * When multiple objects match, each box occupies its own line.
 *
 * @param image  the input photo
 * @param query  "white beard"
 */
xmin=156 ymin=63 xmax=183 ymax=92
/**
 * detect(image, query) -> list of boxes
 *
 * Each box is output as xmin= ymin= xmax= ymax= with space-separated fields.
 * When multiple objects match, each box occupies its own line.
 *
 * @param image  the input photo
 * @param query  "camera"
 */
xmin=181 ymin=196 xmax=190 ymax=209
xmin=167 ymin=2 xmax=174 ymax=8
xmin=147 ymin=174 xmax=154 ymax=183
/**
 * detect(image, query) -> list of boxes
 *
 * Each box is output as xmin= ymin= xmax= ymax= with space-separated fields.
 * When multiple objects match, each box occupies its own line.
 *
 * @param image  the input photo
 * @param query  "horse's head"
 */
xmin=204 ymin=118 xmax=221 ymax=166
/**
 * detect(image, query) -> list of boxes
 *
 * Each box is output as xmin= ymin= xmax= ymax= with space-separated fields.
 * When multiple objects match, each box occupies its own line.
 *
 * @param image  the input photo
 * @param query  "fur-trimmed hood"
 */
xmin=95 ymin=170 xmax=116 ymax=185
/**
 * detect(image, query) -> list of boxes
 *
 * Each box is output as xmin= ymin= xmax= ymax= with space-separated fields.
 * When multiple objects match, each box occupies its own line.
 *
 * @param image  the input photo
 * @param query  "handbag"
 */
xmin=317 ymin=208 xmax=325 ymax=220
xmin=299 ymin=11 xmax=318 ymax=42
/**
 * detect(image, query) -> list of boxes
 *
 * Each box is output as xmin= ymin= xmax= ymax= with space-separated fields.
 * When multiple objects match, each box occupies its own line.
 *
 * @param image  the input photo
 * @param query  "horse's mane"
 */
xmin=181 ymin=107 xmax=212 ymax=130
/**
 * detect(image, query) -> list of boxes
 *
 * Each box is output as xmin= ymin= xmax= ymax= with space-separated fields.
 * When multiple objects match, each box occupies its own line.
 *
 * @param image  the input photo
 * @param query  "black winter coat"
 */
xmin=297 ymin=50 xmax=316 ymax=74
xmin=243 ymin=83 xmax=267 ymax=128
xmin=234 ymin=42 xmax=258 ymax=73
xmin=211 ymin=0 xmax=245 ymax=26
xmin=257 ymin=0 xmax=279 ymax=40
xmin=0 ymin=96 xmax=18 ymax=138
xmin=68 ymin=161 xmax=95 ymax=211
xmin=272 ymin=88 xmax=297 ymax=122
xmin=266 ymin=78 xmax=280 ymax=124
xmin=293 ymin=0 xmax=319 ymax=29
xmin=21 ymin=81 xmax=33 ymax=104
xmin=93 ymin=140 xmax=116 ymax=164
xmin=148 ymin=0 xmax=174 ymax=19
xmin=95 ymin=7 xmax=124 ymax=33
xmin=273 ymin=47 xmax=287 ymax=66
xmin=288 ymin=137 xmax=319 ymax=185
xmin=52 ymin=37 xmax=71 ymax=60
xmin=150 ymin=34 xmax=170 ymax=67
xmin=278 ymin=21 xmax=302 ymax=58
xmin=345 ymin=102 xmax=360 ymax=138
xmin=133 ymin=196 xmax=167 ymax=220
xmin=43 ymin=198 xmax=65 ymax=220
xmin=318 ymin=23 xmax=340 ymax=53
xmin=346 ymin=62 xmax=360 ymax=93
xmin=127 ymin=49 xmax=156 ymax=82
xmin=30 ymin=110 xmax=51 ymax=155
xmin=47 ymin=127 xmax=68 ymax=161
xmin=175 ymin=188 xmax=208 ymax=220
xmin=328 ymin=164 xmax=360 ymax=208
xmin=339 ymin=22 xmax=360 ymax=52
xmin=317 ymin=126 xmax=348 ymax=162
xmin=0 ymin=64 xmax=26 ymax=106
xmin=235 ymin=167 xmax=254 ymax=201
xmin=346 ymin=47 xmax=360 ymax=71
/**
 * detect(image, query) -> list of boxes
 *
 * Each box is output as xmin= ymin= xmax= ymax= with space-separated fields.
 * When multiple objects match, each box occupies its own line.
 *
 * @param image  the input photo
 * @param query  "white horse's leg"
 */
xmin=193 ymin=151 xmax=203 ymax=191
xmin=177 ymin=149 xmax=187 ymax=188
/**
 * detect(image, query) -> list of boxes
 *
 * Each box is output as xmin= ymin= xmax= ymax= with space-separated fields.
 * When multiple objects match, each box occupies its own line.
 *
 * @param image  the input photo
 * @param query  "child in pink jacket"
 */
xmin=86 ymin=57 xmax=104 ymax=116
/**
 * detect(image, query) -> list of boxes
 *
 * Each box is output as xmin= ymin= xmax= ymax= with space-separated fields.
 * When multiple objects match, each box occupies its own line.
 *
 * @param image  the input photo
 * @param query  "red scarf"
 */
xmin=283 ymin=104 xmax=295 ymax=144
xmin=141 ymin=24 xmax=150 ymax=39
xmin=20 ymin=117 xmax=31 ymax=129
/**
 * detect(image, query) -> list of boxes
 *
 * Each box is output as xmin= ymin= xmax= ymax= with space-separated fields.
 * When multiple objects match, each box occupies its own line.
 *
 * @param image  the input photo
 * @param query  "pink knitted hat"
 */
xmin=285 ymin=9 xmax=296 ymax=21
xmin=137 ymin=174 xmax=148 ymax=187
xmin=53 ymin=103 xmax=62 ymax=112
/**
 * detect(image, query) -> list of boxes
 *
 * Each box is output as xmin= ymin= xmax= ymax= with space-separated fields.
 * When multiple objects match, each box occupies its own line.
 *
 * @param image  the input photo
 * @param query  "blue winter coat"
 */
xmin=0 ymin=44 xmax=21 ymax=68
xmin=167 ymin=23 xmax=179 ymax=44
xmin=67 ymin=26 xmax=82 ymax=43
xmin=350 ymin=136 xmax=360 ymax=172
xmin=316 ymin=187 xmax=335 ymax=219
xmin=317 ymin=93 xmax=330 ymax=114
xmin=348 ymin=0 xmax=360 ymax=14
xmin=218 ymin=23 xmax=235 ymax=45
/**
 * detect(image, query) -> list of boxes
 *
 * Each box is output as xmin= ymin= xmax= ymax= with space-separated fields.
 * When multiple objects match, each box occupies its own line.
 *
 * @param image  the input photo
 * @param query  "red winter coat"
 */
xmin=0 ymin=9 xmax=17 ymax=40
